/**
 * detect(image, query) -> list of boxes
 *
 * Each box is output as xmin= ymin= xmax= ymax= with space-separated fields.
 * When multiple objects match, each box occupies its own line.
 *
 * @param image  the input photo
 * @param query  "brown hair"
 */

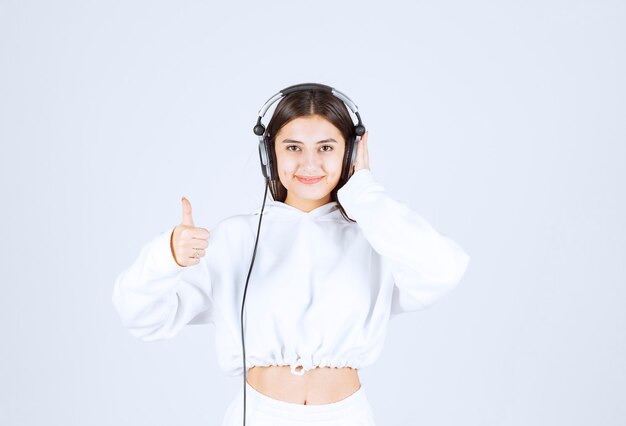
xmin=265 ymin=89 xmax=357 ymax=223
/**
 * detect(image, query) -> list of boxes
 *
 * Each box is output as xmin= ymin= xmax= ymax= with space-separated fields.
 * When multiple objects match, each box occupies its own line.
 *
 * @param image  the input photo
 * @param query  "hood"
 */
xmin=250 ymin=200 xmax=342 ymax=222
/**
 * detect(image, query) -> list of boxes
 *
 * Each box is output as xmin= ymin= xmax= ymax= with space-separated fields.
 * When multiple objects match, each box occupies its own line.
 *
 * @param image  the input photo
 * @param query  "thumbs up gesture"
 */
xmin=170 ymin=197 xmax=210 ymax=267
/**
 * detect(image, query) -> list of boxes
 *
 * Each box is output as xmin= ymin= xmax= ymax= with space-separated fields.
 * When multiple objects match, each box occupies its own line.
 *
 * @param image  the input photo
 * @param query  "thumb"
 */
xmin=181 ymin=196 xmax=195 ymax=227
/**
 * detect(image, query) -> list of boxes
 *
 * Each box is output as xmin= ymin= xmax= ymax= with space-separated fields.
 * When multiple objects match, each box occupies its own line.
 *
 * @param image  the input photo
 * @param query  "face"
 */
xmin=274 ymin=114 xmax=346 ymax=212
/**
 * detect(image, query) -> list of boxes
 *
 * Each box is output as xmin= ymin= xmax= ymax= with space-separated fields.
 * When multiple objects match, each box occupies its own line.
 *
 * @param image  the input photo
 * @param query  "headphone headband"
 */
xmin=253 ymin=83 xmax=364 ymax=136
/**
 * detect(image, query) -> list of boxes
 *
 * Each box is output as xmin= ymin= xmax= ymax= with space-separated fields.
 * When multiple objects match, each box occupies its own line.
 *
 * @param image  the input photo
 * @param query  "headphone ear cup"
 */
xmin=342 ymin=136 xmax=357 ymax=182
xmin=264 ymin=136 xmax=276 ymax=182
xmin=258 ymin=136 xmax=273 ymax=181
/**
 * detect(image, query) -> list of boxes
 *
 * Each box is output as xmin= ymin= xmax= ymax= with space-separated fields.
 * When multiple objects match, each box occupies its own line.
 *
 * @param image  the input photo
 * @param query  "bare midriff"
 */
xmin=246 ymin=365 xmax=361 ymax=405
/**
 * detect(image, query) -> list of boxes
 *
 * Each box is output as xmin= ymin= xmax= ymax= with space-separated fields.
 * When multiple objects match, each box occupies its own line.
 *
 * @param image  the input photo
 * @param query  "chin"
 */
xmin=292 ymin=191 xmax=330 ymax=201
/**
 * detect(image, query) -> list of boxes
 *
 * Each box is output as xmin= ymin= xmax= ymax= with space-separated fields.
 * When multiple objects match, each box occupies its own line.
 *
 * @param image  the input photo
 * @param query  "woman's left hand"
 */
xmin=353 ymin=131 xmax=370 ymax=173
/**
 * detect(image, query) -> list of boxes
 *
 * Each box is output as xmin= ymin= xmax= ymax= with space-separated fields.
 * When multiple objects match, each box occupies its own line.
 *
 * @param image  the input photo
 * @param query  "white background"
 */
xmin=1 ymin=1 xmax=624 ymax=425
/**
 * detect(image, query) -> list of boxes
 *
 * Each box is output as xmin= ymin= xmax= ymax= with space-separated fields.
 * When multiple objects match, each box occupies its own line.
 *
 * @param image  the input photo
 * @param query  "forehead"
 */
xmin=276 ymin=115 xmax=344 ymax=143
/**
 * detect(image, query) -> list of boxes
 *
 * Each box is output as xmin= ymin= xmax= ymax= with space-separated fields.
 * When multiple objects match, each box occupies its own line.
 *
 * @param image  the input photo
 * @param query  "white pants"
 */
xmin=221 ymin=380 xmax=377 ymax=426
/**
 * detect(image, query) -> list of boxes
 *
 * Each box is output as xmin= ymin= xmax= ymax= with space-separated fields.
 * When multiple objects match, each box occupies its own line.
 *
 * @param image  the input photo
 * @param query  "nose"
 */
xmin=300 ymin=151 xmax=321 ymax=173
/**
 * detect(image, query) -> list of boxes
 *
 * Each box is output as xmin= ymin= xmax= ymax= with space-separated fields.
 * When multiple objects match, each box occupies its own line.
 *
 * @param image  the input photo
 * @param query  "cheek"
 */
xmin=276 ymin=155 xmax=297 ymax=173
xmin=329 ymin=152 xmax=345 ymax=172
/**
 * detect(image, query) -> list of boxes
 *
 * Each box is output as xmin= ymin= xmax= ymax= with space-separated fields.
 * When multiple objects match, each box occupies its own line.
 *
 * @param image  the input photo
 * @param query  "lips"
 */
xmin=296 ymin=175 xmax=323 ymax=184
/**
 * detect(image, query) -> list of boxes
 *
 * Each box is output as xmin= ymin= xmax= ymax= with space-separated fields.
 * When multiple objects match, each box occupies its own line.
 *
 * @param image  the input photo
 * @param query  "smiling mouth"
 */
xmin=296 ymin=176 xmax=324 ymax=184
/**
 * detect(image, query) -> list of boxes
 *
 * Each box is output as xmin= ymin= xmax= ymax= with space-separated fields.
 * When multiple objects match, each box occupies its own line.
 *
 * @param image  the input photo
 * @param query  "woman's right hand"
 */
xmin=170 ymin=197 xmax=210 ymax=267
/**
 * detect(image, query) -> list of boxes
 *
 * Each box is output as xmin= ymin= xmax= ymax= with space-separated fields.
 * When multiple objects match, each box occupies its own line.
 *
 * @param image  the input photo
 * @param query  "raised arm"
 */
xmin=112 ymin=197 xmax=215 ymax=341
xmin=337 ymin=168 xmax=470 ymax=315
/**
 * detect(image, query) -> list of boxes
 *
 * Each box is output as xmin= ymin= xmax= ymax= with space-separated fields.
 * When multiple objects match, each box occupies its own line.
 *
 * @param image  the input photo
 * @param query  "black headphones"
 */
xmin=240 ymin=83 xmax=366 ymax=426
xmin=253 ymin=83 xmax=366 ymax=184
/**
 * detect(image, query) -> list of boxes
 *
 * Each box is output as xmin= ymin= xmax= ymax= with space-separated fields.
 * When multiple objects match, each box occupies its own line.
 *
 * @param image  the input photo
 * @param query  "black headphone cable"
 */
xmin=240 ymin=178 xmax=270 ymax=426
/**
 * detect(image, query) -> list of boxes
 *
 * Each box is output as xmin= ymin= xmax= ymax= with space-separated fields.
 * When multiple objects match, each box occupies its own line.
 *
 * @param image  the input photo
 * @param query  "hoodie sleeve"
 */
xmin=337 ymin=168 xmax=470 ymax=316
xmin=112 ymin=225 xmax=215 ymax=341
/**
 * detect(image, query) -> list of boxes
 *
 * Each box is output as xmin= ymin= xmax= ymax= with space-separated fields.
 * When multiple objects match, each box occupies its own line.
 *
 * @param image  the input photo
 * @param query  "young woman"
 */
xmin=112 ymin=84 xmax=470 ymax=426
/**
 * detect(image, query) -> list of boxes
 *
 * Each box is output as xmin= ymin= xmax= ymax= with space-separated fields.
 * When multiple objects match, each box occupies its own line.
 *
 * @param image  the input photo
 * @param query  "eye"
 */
xmin=285 ymin=145 xmax=334 ymax=152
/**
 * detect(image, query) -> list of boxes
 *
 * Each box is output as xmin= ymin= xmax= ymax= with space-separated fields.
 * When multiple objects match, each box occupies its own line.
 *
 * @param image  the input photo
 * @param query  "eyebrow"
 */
xmin=281 ymin=138 xmax=338 ymax=144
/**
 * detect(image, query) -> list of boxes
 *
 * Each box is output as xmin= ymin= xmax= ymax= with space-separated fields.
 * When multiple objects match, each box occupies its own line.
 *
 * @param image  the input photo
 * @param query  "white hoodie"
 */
xmin=112 ymin=168 xmax=470 ymax=377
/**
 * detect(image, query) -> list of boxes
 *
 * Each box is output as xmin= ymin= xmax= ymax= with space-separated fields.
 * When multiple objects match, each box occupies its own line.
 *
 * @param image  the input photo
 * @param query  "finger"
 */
xmin=179 ymin=227 xmax=210 ymax=244
xmin=192 ymin=227 xmax=210 ymax=241
xmin=181 ymin=196 xmax=195 ymax=227
xmin=179 ymin=235 xmax=208 ymax=250
xmin=188 ymin=248 xmax=205 ymax=258
xmin=185 ymin=256 xmax=201 ymax=266
xmin=190 ymin=238 xmax=209 ymax=250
